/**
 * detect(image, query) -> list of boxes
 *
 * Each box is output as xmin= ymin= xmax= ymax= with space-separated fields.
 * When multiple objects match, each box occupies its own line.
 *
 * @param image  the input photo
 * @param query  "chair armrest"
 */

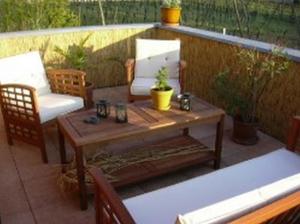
xmin=287 ymin=116 xmax=300 ymax=152
xmin=125 ymin=59 xmax=135 ymax=84
xmin=89 ymin=168 xmax=135 ymax=224
xmin=229 ymin=191 xmax=300 ymax=224
xmin=0 ymin=84 xmax=40 ymax=123
xmin=47 ymin=69 xmax=86 ymax=99
xmin=179 ymin=60 xmax=187 ymax=93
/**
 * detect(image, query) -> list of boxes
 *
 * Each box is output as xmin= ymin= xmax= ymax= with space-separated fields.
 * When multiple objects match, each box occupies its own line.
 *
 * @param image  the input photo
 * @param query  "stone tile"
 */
xmin=190 ymin=124 xmax=220 ymax=140
xmin=222 ymin=150 xmax=259 ymax=167
xmin=23 ymin=172 xmax=66 ymax=210
xmin=1 ymin=211 xmax=35 ymax=224
xmin=11 ymin=144 xmax=60 ymax=182
xmin=182 ymin=163 xmax=216 ymax=179
xmin=33 ymin=201 xmax=95 ymax=224
xmin=138 ymin=172 xmax=190 ymax=193
xmin=118 ymin=185 xmax=145 ymax=199
xmin=0 ymin=145 xmax=31 ymax=216
xmin=0 ymin=182 xmax=31 ymax=216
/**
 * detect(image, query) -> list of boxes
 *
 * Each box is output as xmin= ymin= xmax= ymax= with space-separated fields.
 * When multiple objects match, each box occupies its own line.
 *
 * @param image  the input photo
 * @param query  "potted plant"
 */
xmin=54 ymin=34 xmax=94 ymax=108
xmin=214 ymin=47 xmax=289 ymax=145
xmin=161 ymin=0 xmax=181 ymax=26
xmin=151 ymin=67 xmax=174 ymax=111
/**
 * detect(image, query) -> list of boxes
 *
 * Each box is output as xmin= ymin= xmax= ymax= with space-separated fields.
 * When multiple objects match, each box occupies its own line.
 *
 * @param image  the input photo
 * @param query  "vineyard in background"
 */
xmin=70 ymin=0 xmax=300 ymax=49
xmin=0 ymin=0 xmax=299 ymax=49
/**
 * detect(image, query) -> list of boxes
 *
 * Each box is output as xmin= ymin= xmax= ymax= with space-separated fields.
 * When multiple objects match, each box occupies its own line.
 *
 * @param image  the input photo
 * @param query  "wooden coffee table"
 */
xmin=57 ymin=98 xmax=225 ymax=210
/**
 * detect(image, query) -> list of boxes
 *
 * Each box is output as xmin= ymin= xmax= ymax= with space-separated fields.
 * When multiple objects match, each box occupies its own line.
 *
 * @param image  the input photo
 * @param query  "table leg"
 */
xmin=75 ymin=147 xmax=88 ymax=210
xmin=183 ymin=128 xmax=189 ymax=136
xmin=58 ymin=124 xmax=67 ymax=173
xmin=214 ymin=114 xmax=225 ymax=169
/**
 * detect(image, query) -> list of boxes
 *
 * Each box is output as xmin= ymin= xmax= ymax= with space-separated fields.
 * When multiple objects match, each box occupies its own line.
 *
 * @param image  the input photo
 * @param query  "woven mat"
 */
xmin=58 ymin=143 xmax=208 ymax=193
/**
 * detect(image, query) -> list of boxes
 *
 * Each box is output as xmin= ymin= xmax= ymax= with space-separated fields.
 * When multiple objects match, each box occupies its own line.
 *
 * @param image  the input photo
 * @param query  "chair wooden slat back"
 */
xmin=47 ymin=69 xmax=86 ymax=99
xmin=0 ymin=84 xmax=46 ymax=161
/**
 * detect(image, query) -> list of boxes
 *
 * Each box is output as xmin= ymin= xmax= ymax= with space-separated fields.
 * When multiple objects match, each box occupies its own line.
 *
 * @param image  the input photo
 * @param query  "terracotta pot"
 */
xmin=151 ymin=88 xmax=173 ymax=111
xmin=232 ymin=117 xmax=259 ymax=145
xmin=160 ymin=7 xmax=181 ymax=26
xmin=85 ymin=82 xmax=94 ymax=109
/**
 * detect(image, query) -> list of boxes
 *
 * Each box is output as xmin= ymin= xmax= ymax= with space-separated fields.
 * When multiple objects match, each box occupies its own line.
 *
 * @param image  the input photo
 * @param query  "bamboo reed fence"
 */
xmin=0 ymin=27 xmax=156 ymax=87
xmin=0 ymin=25 xmax=299 ymax=140
xmin=156 ymin=28 xmax=300 ymax=140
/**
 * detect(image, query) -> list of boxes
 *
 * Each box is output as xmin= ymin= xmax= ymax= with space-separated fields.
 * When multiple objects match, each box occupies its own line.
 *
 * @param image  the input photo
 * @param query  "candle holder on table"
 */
xmin=115 ymin=103 xmax=128 ymax=123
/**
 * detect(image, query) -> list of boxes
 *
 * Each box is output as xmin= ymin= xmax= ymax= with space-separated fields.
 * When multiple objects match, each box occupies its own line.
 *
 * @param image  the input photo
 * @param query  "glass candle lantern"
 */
xmin=96 ymin=100 xmax=110 ymax=118
xmin=115 ymin=103 xmax=128 ymax=123
xmin=179 ymin=93 xmax=191 ymax=111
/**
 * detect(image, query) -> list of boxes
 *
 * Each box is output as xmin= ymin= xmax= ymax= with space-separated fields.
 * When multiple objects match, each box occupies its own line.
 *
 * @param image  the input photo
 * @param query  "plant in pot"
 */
xmin=214 ymin=47 xmax=289 ymax=145
xmin=161 ymin=0 xmax=181 ymax=26
xmin=151 ymin=66 xmax=174 ymax=111
xmin=54 ymin=34 xmax=94 ymax=108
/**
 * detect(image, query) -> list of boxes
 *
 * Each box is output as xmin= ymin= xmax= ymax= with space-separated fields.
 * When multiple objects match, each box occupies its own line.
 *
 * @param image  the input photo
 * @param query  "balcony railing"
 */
xmin=0 ymin=23 xmax=299 ymax=140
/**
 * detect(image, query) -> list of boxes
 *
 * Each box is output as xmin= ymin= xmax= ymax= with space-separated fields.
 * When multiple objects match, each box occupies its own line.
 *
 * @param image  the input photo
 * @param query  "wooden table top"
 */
xmin=57 ymin=98 xmax=225 ymax=147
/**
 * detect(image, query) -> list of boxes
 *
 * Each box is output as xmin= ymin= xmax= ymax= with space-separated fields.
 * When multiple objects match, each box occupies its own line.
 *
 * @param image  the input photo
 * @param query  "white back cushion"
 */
xmin=134 ymin=39 xmax=180 ymax=79
xmin=0 ymin=51 xmax=51 ymax=96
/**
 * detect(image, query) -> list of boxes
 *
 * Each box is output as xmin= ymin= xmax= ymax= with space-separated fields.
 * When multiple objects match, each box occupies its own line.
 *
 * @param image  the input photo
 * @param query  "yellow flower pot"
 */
xmin=151 ymin=88 xmax=174 ymax=111
xmin=160 ymin=7 xmax=181 ymax=26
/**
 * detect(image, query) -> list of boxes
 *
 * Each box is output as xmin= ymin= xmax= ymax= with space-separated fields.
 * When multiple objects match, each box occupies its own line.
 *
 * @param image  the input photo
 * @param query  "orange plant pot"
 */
xmin=160 ymin=7 xmax=181 ymax=26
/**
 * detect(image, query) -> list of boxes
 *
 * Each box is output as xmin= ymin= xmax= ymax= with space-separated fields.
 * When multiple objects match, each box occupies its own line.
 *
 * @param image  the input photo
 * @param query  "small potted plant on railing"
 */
xmin=214 ymin=47 xmax=290 ymax=145
xmin=151 ymin=67 xmax=173 ymax=111
xmin=161 ymin=0 xmax=181 ymax=26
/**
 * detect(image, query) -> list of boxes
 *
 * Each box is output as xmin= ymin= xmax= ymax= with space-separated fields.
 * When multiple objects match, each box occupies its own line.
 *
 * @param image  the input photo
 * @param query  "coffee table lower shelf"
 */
xmin=95 ymin=135 xmax=216 ymax=188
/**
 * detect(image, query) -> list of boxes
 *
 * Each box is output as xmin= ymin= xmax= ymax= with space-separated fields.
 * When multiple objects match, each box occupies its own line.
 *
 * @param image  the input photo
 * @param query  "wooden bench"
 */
xmin=89 ymin=116 xmax=300 ymax=224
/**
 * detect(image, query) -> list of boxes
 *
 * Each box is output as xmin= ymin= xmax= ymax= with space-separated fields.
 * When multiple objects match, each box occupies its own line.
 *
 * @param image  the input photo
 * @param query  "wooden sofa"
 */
xmin=89 ymin=116 xmax=300 ymax=224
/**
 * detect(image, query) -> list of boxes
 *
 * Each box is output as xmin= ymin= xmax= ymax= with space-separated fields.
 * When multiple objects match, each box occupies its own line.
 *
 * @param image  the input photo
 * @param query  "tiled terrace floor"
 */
xmin=0 ymin=86 xmax=285 ymax=224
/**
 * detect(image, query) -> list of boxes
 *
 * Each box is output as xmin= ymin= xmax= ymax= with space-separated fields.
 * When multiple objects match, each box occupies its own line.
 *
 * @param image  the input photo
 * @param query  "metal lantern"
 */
xmin=179 ymin=93 xmax=191 ymax=111
xmin=96 ymin=100 xmax=110 ymax=118
xmin=115 ymin=103 xmax=128 ymax=123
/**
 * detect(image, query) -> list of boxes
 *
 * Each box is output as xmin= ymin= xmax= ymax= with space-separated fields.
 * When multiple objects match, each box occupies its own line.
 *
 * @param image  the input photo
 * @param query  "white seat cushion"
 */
xmin=123 ymin=149 xmax=300 ymax=224
xmin=134 ymin=39 xmax=180 ymax=79
xmin=39 ymin=93 xmax=84 ymax=123
xmin=130 ymin=77 xmax=180 ymax=96
xmin=0 ymin=51 xmax=51 ymax=96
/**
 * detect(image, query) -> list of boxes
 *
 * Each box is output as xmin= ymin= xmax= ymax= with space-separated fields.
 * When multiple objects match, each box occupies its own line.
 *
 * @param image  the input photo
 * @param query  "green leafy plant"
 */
xmin=162 ymin=0 xmax=181 ymax=8
xmin=0 ymin=0 xmax=79 ymax=32
xmin=214 ymin=47 xmax=290 ymax=123
xmin=54 ymin=34 xmax=92 ymax=70
xmin=154 ymin=67 xmax=172 ymax=91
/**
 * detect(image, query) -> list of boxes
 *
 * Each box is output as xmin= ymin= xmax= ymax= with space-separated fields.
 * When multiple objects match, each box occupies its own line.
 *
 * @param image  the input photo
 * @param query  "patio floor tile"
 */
xmin=1 ymin=211 xmax=35 ymax=224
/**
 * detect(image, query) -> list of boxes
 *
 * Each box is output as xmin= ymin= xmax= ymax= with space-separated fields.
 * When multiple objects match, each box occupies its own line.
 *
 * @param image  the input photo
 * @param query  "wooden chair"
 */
xmin=0 ymin=52 xmax=91 ymax=163
xmin=89 ymin=116 xmax=300 ymax=224
xmin=126 ymin=39 xmax=187 ymax=102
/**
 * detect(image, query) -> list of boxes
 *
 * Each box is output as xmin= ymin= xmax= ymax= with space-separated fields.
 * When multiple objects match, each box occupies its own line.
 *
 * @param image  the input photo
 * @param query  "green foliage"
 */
xmin=54 ymin=34 xmax=92 ymax=70
xmin=0 ymin=0 xmax=79 ymax=32
xmin=154 ymin=67 xmax=171 ymax=91
xmin=162 ymin=0 xmax=181 ymax=8
xmin=214 ymin=47 xmax=290 ymax=122
xmin=214 ymin=70 xmax=250 ymax=120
